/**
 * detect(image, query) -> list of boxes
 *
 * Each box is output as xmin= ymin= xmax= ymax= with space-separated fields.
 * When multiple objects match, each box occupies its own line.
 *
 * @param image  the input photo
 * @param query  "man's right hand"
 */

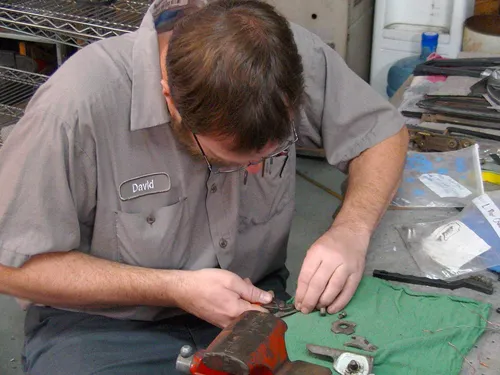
xmin=175 ymin=269 xmax=273 ymax=328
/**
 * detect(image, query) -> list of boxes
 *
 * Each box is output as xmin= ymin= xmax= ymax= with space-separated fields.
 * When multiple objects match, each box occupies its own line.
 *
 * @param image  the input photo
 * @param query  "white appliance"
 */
xmin=370 ymin=0 xmax=475 ymax=98
xmin=264 ymin=0 xmax=375 ymax=82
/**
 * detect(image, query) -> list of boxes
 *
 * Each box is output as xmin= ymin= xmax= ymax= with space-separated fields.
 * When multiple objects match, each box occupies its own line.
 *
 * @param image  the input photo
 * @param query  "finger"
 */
xmin=237 ymin=300 xmax=269 ymax=314
xmin=327 ymin=273 xmax=362 ymax=314
xmin=242 ymin=277 xmax=274 ymax=298
xmin=318 ymin=266 xmax=349 ymax=308
xmin=235 ymin=279 xmax=273 ymax=304
xmin=300 ymin=263 xmax=335 ymax=314
xmin=294 ymin=256 xmax=322 ymax=309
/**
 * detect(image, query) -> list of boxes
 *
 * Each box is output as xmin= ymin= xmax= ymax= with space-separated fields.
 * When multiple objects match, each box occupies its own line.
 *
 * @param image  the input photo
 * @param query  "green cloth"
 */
xmin=283 ymin=277 xmax=491 ymax=375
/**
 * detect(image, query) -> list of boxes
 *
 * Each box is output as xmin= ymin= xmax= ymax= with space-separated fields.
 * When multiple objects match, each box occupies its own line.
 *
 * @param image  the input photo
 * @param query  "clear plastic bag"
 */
xmin=396 ymin=191 xmax=500 ymax=279
xmin=392 ymin=144 xmax=484 ymax=208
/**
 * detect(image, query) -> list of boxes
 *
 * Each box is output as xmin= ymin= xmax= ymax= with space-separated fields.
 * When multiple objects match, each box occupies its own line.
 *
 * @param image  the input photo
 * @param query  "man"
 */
xmin=0 ymin=0 xmax=408 ymax=373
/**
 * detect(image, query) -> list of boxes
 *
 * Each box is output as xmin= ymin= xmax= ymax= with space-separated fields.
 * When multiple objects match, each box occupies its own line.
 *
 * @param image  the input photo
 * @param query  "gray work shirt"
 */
xmin=0 ymin=1 xmax=404 ymax=321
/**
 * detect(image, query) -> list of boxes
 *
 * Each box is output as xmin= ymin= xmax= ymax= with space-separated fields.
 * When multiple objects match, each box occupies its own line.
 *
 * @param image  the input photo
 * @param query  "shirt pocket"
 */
xmin=114 ymin=198 xmax=190 ymax=269
xmin=238 ymin=152 xmax=295 ymax=231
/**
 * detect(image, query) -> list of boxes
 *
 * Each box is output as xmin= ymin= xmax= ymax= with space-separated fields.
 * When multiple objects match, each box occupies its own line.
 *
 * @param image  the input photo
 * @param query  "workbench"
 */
xmin=365 ymin=208 xmax=500 ymax=374
xmin=369 ymin=66 xmax=500 ymax=374
xmin=293 ymin=154 xmax=499 ymax=374
xmin=293 ymin=62 xmax=500 ymax=374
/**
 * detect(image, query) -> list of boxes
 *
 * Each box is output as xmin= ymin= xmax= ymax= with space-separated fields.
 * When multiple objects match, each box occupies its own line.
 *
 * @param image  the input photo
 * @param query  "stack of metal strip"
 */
xmin=408 ymin=58 xmax=500 ymax=131
xmin=400 ymin=58 xmax=500 ymax=154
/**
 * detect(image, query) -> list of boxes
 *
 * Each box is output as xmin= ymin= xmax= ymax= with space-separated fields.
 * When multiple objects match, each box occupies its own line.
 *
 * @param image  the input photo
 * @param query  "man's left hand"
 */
xmin=294 ymin=225 xmax=370 ymax=315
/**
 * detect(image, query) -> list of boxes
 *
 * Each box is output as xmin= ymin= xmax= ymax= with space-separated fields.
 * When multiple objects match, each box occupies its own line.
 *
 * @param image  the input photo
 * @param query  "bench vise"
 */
xmin=175 ymin=310 xmax=332 ymax=375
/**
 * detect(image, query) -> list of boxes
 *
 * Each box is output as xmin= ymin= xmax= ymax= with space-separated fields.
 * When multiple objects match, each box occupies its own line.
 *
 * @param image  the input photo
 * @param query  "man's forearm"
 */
xmin=333 ymin=126 xmax=409 ymax=235
xmin=0 ymin=251 xmax=185 ymax=309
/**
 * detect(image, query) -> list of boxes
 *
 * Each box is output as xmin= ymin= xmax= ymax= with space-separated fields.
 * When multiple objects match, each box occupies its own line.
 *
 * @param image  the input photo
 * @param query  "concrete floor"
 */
xmin=0 ymin=295 xmax=25 ymax=375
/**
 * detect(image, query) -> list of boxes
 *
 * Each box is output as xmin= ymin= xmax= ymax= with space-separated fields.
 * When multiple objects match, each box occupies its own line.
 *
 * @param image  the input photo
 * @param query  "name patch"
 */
xmin=119 ymin=173 xmax=171 ymax=201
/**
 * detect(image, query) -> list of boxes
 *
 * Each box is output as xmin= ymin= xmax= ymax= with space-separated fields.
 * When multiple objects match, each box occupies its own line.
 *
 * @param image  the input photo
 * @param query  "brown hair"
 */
xmin=166 ymin=0 xmax=304 ymax=152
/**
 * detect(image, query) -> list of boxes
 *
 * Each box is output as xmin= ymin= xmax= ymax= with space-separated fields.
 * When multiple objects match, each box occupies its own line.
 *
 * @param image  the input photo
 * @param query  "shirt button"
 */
xmin=210 ymin=184 xmax=217 ymax=193
xmin=146 ymin=215 xmax=155 ymax=225
xmin=219 ymin=238 xmax=228 ymax=248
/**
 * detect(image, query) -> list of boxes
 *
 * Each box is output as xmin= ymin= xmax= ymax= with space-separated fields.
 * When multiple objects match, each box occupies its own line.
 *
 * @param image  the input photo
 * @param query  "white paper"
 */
xmin=422 ymin=220 xmax=490 ymax=271
xmin=419 ymin=173 xmax=472 ymax=198
xmin=473 ymin=194 xmax=500 ymax=238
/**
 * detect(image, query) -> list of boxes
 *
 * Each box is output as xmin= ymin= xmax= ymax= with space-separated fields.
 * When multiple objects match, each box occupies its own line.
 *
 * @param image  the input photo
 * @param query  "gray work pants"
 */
xmin=21 ymin=270 xmax=290 ymax=374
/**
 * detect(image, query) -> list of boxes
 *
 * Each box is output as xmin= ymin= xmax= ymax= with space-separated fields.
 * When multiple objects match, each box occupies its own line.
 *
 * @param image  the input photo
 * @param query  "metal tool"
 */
xmin=446 ymin=126 xmax=500 ymax=142
xmin=422 ymin=113 xmax=500 ymax=130
xmin=307 ymin=344 xmax=375 ymax=375
xmin=262 ymin=299 xmax=299 ymax=319
xmin=417 ymin=96 xmax=500 ymax=125
xmin=413 ymin=57 xmax=500 ymax=78
xmin=373 ymin=270 xmax=494 ymax=295
xmin=408 ymin=128 xmax=475 ymax=152
xmin=331 ymin=320 xmax=357 ymax=335
xmin=262 ymin=298 xmax=328 ymax=318
xmin=344 ymin=336 xmax=378 ymax=353
xmin=176 ymin=311 xmax=332 ymax=375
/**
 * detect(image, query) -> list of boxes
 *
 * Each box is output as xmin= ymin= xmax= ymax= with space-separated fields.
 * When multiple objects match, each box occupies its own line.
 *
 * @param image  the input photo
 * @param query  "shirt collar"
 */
xmin=130 ymin=0 xmax=208 ymax=132
xmin=130 ymin=4 xmax=170 ymax=132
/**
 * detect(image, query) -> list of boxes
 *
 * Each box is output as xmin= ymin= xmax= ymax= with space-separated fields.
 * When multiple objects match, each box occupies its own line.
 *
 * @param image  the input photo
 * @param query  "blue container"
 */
xmin=386 ymin=32 xmax=439 ymax=98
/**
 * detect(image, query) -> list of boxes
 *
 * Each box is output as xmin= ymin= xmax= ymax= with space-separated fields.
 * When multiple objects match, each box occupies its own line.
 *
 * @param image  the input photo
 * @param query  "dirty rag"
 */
xmin=284 ymin=277 xmax=490 ymax=375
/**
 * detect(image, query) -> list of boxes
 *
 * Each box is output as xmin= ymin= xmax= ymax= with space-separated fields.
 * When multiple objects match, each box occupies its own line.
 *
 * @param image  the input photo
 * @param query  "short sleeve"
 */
xmin=0 ymin=108 xmax=96 ymax=267
xmin=293 ymin=24 xmax=405 ymax=171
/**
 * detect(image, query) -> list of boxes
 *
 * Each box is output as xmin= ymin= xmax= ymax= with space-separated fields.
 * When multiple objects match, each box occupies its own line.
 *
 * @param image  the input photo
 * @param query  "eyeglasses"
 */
xmin=192 ymin=125 xmax=298 ymax=174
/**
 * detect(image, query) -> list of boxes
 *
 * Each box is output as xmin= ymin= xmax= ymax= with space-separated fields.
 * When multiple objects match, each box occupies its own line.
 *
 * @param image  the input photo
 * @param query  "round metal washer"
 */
xmin=331 ymin=320 xmax=357 ymax=335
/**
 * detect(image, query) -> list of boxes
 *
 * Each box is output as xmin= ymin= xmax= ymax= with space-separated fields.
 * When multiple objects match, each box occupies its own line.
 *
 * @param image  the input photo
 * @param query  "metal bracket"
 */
xmin=307 ymin=344 xmax=374 ymax=375
xmin=331 ymin=320 xmax=357 ymax=335
xmin=344 ymin=336 xmax=378 ymax=353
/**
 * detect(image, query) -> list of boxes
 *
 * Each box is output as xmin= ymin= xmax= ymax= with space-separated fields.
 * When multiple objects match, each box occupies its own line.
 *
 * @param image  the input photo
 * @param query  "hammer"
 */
xmin=176 ymin=311 xmax=332 ymax=375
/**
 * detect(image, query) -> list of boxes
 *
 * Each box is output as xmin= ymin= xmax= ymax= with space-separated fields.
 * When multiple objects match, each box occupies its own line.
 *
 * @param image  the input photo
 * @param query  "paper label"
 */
xmin=422 ymin=220 xmax=490 ymax=271
xmin=473 ymin=194 xmax=500 ymax=238
xmin=419 ymin=173 xmax=472 ymax=198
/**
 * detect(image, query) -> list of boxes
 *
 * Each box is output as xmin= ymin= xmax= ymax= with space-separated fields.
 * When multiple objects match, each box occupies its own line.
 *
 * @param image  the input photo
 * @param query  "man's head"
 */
xmin=161 ymin=0 xmax=304 ymax=171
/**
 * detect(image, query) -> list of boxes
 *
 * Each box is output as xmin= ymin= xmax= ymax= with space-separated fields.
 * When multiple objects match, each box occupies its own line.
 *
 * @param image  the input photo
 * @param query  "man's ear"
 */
xmin=161 ymin=79 xmax=182 ymax=122
xmin=161 ymin=79 xmax=170 ymax=98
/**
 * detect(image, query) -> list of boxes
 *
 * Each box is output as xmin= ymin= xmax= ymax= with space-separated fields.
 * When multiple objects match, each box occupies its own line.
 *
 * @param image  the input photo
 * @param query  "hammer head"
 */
xmin=177 ymin=311 xmax=331 ymax=375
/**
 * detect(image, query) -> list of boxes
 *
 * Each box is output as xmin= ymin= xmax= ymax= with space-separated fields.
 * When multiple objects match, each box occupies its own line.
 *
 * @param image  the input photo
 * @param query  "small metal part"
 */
xmin=408 ymin=128 xmax=475 ymax=152
xmin=307 ymin=344 xmax=374 ymax=375
xmin=320 ymin=307 xmax=327 ymax=316
xmin=176 ymin=345 xmax=194 ymax=374
xmin=348 ymin=360 xmax=360 ymax=372
xmin=262 ymin=299 xmax=298 ymax=319
xmin=180 ymin=345 xmax=194 ymax=358
xmin=338 ymin=311 xmax=347 ymax=319
xmin=344 ymin=336 xmax=378 ymax=353
xmin=331 ymin=320 xmax=357 ymax=335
